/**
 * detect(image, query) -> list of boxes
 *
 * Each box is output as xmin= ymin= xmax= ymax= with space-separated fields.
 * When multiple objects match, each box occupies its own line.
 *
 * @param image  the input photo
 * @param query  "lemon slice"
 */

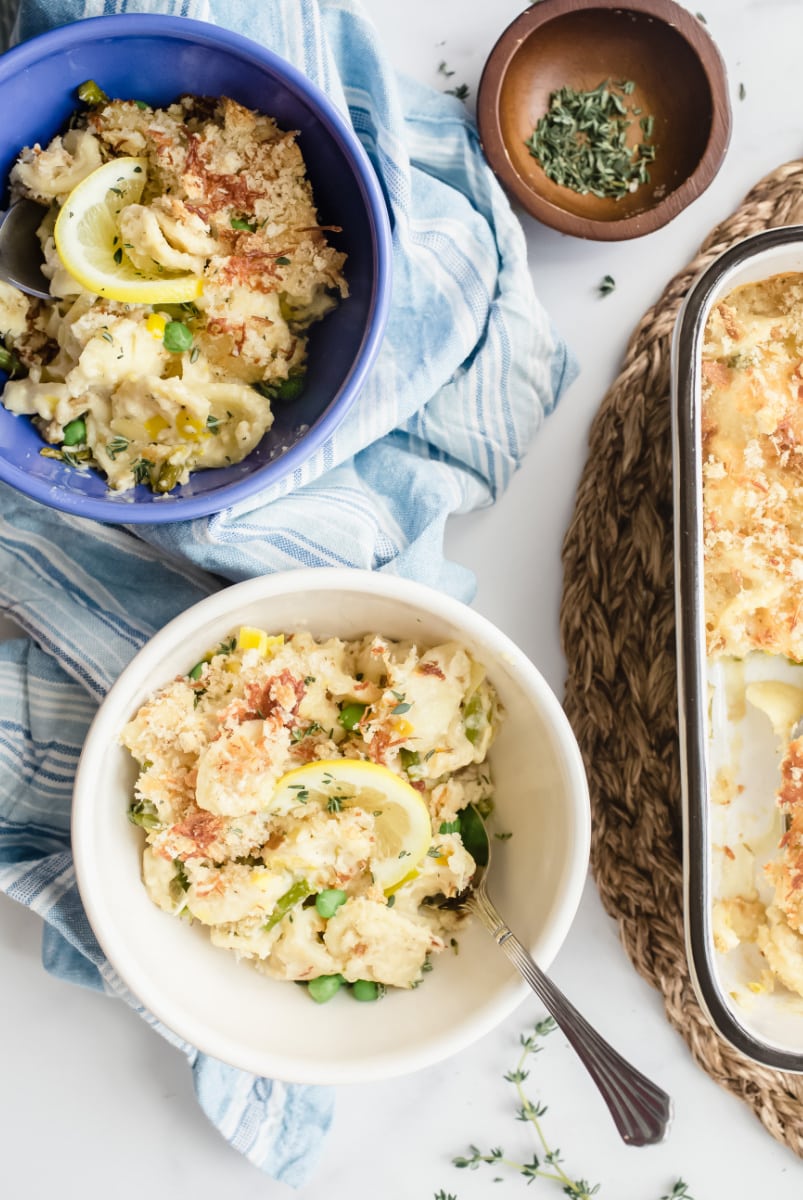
xmin=53 ymin=157 xmax=202 ymax=303
xmin=272 ymin=759 xmax=432 ymax=892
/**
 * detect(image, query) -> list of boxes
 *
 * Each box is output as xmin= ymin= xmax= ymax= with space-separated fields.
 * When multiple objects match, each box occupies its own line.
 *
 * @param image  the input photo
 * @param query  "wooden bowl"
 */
xmin=477 ymin=0 xmax=732 ymax=240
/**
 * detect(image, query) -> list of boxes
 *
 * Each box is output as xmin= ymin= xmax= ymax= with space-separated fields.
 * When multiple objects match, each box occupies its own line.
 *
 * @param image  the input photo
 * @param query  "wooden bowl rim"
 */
xmin=477 ymin=0 xmax=732 ymax=241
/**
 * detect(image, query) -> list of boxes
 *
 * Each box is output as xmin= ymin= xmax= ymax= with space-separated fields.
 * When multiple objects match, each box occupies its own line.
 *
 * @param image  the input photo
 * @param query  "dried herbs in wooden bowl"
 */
xmin=477 ymin=0 xmax=731 ymax=241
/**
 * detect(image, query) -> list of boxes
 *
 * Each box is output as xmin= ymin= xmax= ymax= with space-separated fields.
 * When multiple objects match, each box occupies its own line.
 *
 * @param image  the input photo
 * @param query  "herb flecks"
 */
xmin=446 ymin=82 xmax=470 ymax=101
xmin=437 ymin=60 xmax=470 ymax=101
xmin=132 ymin=457 xmax=154 ymax=486
xmin=105 ymin=434 xmax=129 ymax=460
xmin=525 ymin=79 xmax=656 ymax=200
xmin=661 ymin=1184 xmax=696 ymax=1200
xmin=598 ymin=274 xmax=616 ymax=297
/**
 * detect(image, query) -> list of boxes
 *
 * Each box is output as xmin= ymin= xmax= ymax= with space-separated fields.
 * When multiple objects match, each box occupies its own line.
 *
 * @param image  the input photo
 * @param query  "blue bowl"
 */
xmin=0 ymin=14 xmax=392 ymax=523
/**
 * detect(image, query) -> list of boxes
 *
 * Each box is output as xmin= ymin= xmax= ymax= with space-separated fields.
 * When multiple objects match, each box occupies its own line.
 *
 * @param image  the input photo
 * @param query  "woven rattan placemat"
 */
xmin=559 ymin=164 xmax=803 ymax=1155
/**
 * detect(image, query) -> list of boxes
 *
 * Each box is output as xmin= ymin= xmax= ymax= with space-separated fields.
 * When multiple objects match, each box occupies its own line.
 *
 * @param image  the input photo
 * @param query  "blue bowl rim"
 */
xmin=0 ymin=12 xmax=392 ymax=524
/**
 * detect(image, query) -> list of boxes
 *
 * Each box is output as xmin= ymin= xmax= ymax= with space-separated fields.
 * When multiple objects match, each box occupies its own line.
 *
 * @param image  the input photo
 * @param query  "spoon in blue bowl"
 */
xmin=0 ymin=197 xmax=52 ymax=299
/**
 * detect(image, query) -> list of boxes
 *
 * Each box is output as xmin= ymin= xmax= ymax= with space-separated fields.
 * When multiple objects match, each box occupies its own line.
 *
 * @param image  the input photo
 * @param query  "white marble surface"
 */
xmin=3 ymin=1 xmax=803 ymax=1196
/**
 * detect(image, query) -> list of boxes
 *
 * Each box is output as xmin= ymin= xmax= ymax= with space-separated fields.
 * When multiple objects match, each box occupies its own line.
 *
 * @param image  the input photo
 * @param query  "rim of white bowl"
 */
xmin=72 ymin=568 xmax=591 ymax=1082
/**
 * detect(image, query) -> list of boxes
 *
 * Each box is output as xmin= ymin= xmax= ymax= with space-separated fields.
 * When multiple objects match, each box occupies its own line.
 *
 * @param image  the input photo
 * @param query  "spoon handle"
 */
xmin=470 ymin=887 xmax=673 ymax=1147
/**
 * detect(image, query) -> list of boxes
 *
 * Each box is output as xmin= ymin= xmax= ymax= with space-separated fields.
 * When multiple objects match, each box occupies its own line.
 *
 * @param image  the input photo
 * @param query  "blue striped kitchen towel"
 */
xmin=0 ymin=0 xmax=575 ymax=1187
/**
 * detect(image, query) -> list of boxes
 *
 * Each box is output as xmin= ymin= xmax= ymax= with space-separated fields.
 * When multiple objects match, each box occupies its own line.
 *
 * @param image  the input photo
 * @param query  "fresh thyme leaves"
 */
xmin=661 ymin=1184 xmax=696 ymax=1200
xmin=525 ymin=79 xmax=656 ymax=200
xmin=598 ymin=274 xmax=616 ymax=297
xmin=40 ymin=445 xmax=92 ymax=468
xmin=433 ymin=1192 xmax=457 ymax=1200
xmin=105 ymin=434 xmax=129 ymax=460
xmin=738 ymin=82 xmax=746 ymax=101
xmin=436 ymin=54 xmax=469 ymax=99
xmin=132 ymin=457 xmax=154 ymax=485
xmin=450 ymin=1015 xmax=692 ymax=1200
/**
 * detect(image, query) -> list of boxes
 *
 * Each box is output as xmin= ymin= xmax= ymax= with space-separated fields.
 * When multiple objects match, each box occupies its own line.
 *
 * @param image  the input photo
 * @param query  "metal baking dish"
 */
xmin=672 ymin=225 xmax=803 ymax=1071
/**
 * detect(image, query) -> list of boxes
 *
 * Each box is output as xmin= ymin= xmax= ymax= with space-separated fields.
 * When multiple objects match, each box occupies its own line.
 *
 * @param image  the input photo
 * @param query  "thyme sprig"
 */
xmin=447 ymin=1015 xmax=694 ymax=1200
xmin=453 ymin=1016 xmax=599 ymax=1197
xmin=525 ymin=79 xmax=656 ymax=200
xmin=437 ymin=59 xmax=470 ymax=102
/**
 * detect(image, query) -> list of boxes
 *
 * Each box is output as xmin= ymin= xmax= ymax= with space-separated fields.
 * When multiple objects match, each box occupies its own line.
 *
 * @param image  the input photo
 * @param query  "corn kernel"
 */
xmin=236 ymin=627 xmax=284 ymax=657
xmin=237 ymin=626 xmax=269 ymax=654
xmin=747 ymin=981 xmax=765 ymax=994
xmin=145 ymin=312 xmax=168 ymax=339
xmin=392 ymin=717 xmax=414 ymax=737
xmin=249 ymin=868 xmax=271 ymax=889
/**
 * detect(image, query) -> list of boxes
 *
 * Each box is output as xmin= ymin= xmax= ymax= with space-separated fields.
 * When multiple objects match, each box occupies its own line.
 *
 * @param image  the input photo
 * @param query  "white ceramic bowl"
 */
xmin=73 ymin=568 xmax=590 ymax=1084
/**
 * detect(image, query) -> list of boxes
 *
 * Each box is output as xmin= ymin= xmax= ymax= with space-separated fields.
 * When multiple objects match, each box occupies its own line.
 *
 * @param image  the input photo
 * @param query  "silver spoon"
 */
xmin=452 ymin=807 xmax=673 ymax=1147
xmin=0 ymin=197 xmax=52 ymax=299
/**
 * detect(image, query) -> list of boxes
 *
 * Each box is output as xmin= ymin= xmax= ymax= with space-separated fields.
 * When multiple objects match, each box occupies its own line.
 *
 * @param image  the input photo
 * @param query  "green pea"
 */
xmin=315 ymin=888 xmax=347 ymax=919
xmin=351 ymin=979 xmax=382 ymax=1002
xmin=338 ymin=701 xmax=367 ymax=731
xmin=62 ymin=417 xmax=87 ymax=446
xmin=307 ymin=974 xmax=344 ymax=1004
xmin=163 ymin=320 xmax=194 ymax=353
